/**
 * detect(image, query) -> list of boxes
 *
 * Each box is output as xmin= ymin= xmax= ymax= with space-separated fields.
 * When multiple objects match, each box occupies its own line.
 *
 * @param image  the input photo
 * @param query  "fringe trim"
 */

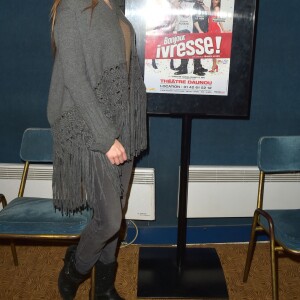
xmin=52 ymin=109 xmax=121 ymax=215
xmin=52 ymin=147 xmax=121 ymax=216
xmin=126 ymin=52 xmax=148 ymax=158
xmin=51 ymin=53 xmax=147 ymax=214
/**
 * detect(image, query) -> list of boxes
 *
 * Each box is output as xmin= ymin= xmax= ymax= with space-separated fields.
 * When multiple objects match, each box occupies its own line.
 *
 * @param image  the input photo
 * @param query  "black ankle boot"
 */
xmin=193 ymin=69 xmax=206 ymax=76
xmin=91 ymin=260 xmax=124 ymax=300
xmin=170 ymin=59 xmax=175 ymax=70
xmin=58 ymin=245 xmax=90 ymax=300
xmin=174 ymin=66 xmax=188 ymax=75
xmin=152 ymin=59 xmax=158 ymax=69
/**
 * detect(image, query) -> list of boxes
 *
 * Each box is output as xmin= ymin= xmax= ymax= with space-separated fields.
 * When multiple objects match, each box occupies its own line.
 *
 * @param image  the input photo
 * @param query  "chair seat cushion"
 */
xmin=260 ymin=209 xmax=300 ymax=251
xmin=0 ymin=197 xmax=92 ymax=235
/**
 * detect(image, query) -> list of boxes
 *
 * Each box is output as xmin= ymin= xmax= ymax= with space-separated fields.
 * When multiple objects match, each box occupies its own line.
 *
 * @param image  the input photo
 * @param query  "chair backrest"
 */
xmin=258 ymin=136 xmax=300 ymax=173
xmin=20 ymin=128 xmax=53 ymax=162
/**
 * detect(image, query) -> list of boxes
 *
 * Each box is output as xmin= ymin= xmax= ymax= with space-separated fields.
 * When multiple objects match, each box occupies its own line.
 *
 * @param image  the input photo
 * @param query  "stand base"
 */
xmin=137 ymin=247 xmax=228 ymax=299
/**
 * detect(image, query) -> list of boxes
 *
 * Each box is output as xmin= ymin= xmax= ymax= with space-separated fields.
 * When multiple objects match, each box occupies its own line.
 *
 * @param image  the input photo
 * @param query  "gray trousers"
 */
xmin=75 ymin=159 xmax=133 ymax=274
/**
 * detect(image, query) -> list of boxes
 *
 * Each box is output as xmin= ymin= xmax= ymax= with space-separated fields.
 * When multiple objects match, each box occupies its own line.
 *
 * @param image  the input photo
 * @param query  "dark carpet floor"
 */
xmin=0 ymin=243 xmax=299 ymax=299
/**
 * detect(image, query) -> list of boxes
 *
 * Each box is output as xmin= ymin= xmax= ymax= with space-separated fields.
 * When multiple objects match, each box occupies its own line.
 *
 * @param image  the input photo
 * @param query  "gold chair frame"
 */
xmin=0 ymin=158 xmax=96 ymax=299
xmin=243 ymin=170 xmax=300 ymax=300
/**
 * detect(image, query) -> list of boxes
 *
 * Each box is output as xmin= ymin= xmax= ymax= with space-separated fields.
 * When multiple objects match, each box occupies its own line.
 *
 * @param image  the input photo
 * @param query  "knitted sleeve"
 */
xmin=54 ymin=5 xmax=118 ymax=154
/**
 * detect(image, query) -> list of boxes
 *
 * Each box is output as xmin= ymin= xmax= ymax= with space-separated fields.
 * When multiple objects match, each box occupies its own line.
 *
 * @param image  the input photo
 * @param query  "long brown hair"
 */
xmin=50 ymin=0 xmax=99 ymax=53
xmin=210 ymin=0 xmax=221 ymax=12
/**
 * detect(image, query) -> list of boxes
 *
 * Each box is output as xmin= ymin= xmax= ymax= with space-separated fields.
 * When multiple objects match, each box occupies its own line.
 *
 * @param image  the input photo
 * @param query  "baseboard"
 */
xmin=124 ymin=224 xmax=268 ymax=245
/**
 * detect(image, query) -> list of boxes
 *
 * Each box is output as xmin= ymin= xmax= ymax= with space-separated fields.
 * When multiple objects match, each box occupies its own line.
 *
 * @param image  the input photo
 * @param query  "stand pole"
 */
xmin=137 ymin=114 xmax=228 ymax=299
xmin=177 ymin=114 xmax=192 ymax=269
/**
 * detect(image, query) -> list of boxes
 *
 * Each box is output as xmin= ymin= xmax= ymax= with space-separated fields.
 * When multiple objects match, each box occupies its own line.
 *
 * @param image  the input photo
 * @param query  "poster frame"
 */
xmin=125 ymin=0 xmax=257 ymax=117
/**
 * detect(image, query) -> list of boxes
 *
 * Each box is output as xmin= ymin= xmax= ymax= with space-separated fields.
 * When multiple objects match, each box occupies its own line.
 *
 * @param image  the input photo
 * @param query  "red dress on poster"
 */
xmin=208 ymin=15 xmax=221 ymax=33
xmin=208 ymin=13 xmax=222 ymax=72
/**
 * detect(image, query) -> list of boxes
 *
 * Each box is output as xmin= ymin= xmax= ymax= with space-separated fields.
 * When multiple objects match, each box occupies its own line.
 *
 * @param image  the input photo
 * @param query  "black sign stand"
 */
xmin=137 ymin=115 xmax=228 ymax=299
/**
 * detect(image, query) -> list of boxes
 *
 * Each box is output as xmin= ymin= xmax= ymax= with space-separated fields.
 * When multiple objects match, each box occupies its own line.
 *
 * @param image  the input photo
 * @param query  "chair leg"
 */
xmin=90 ymin=265 xmax=96 ymax=300
xmin=270 ymin=238 xmax=278 ymax=300
xmin=10 ymin=242 xmax=18 ymax=266
xmin=243 ymin=212 xmax=259 ymax=282
xmin=1 ymin=196 xmax=18 ymax=266
xmin=1 ymin=195 xmax=18 ymax=266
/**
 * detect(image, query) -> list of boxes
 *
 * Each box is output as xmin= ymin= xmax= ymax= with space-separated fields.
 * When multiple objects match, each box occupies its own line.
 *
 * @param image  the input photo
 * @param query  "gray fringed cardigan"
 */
xmin=47 ymin=0 xmax=147 ymax=214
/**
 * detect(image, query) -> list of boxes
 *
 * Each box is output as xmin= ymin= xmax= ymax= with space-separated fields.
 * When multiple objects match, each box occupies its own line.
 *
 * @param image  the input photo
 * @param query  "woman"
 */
xmin=145 ymin=0 xmax=175 ymax=70
xmin=208 ymin=0 xmax=225 ymax=72
xmin=47 ymin=0 xmax=147 ymax=299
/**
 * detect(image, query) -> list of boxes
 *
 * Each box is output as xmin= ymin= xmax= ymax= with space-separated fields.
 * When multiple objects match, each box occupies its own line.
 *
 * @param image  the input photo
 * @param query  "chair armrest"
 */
xmin=255 ymin=208 xmax=275 ymax=240
xmin=0 ymin=194 xmax=7 ymax=208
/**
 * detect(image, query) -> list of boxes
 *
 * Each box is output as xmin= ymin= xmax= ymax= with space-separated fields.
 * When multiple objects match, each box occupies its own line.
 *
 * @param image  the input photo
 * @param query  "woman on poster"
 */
xmin=146 ymin=0 xmax=176 ymax=69
xmin=208 ymin=0 xmax=226 ymax=72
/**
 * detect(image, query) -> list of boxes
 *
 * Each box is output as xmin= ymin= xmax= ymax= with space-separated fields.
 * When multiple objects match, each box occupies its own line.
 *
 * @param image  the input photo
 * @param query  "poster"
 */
xmin=144 ymin=0 xmax=235 ymax=96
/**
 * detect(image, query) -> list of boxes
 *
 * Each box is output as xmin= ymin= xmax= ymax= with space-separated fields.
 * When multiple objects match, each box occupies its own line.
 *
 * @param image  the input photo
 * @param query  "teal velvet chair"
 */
xmin=243 ymin=136 xmax=300 ymax=300
xmin=0 ymin=128 xmax=95 ymax=298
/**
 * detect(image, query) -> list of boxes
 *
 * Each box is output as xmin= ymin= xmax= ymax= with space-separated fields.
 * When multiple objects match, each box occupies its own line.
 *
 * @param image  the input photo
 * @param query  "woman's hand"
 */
xmin=106 ymin=140 xmax=127 ymax=165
